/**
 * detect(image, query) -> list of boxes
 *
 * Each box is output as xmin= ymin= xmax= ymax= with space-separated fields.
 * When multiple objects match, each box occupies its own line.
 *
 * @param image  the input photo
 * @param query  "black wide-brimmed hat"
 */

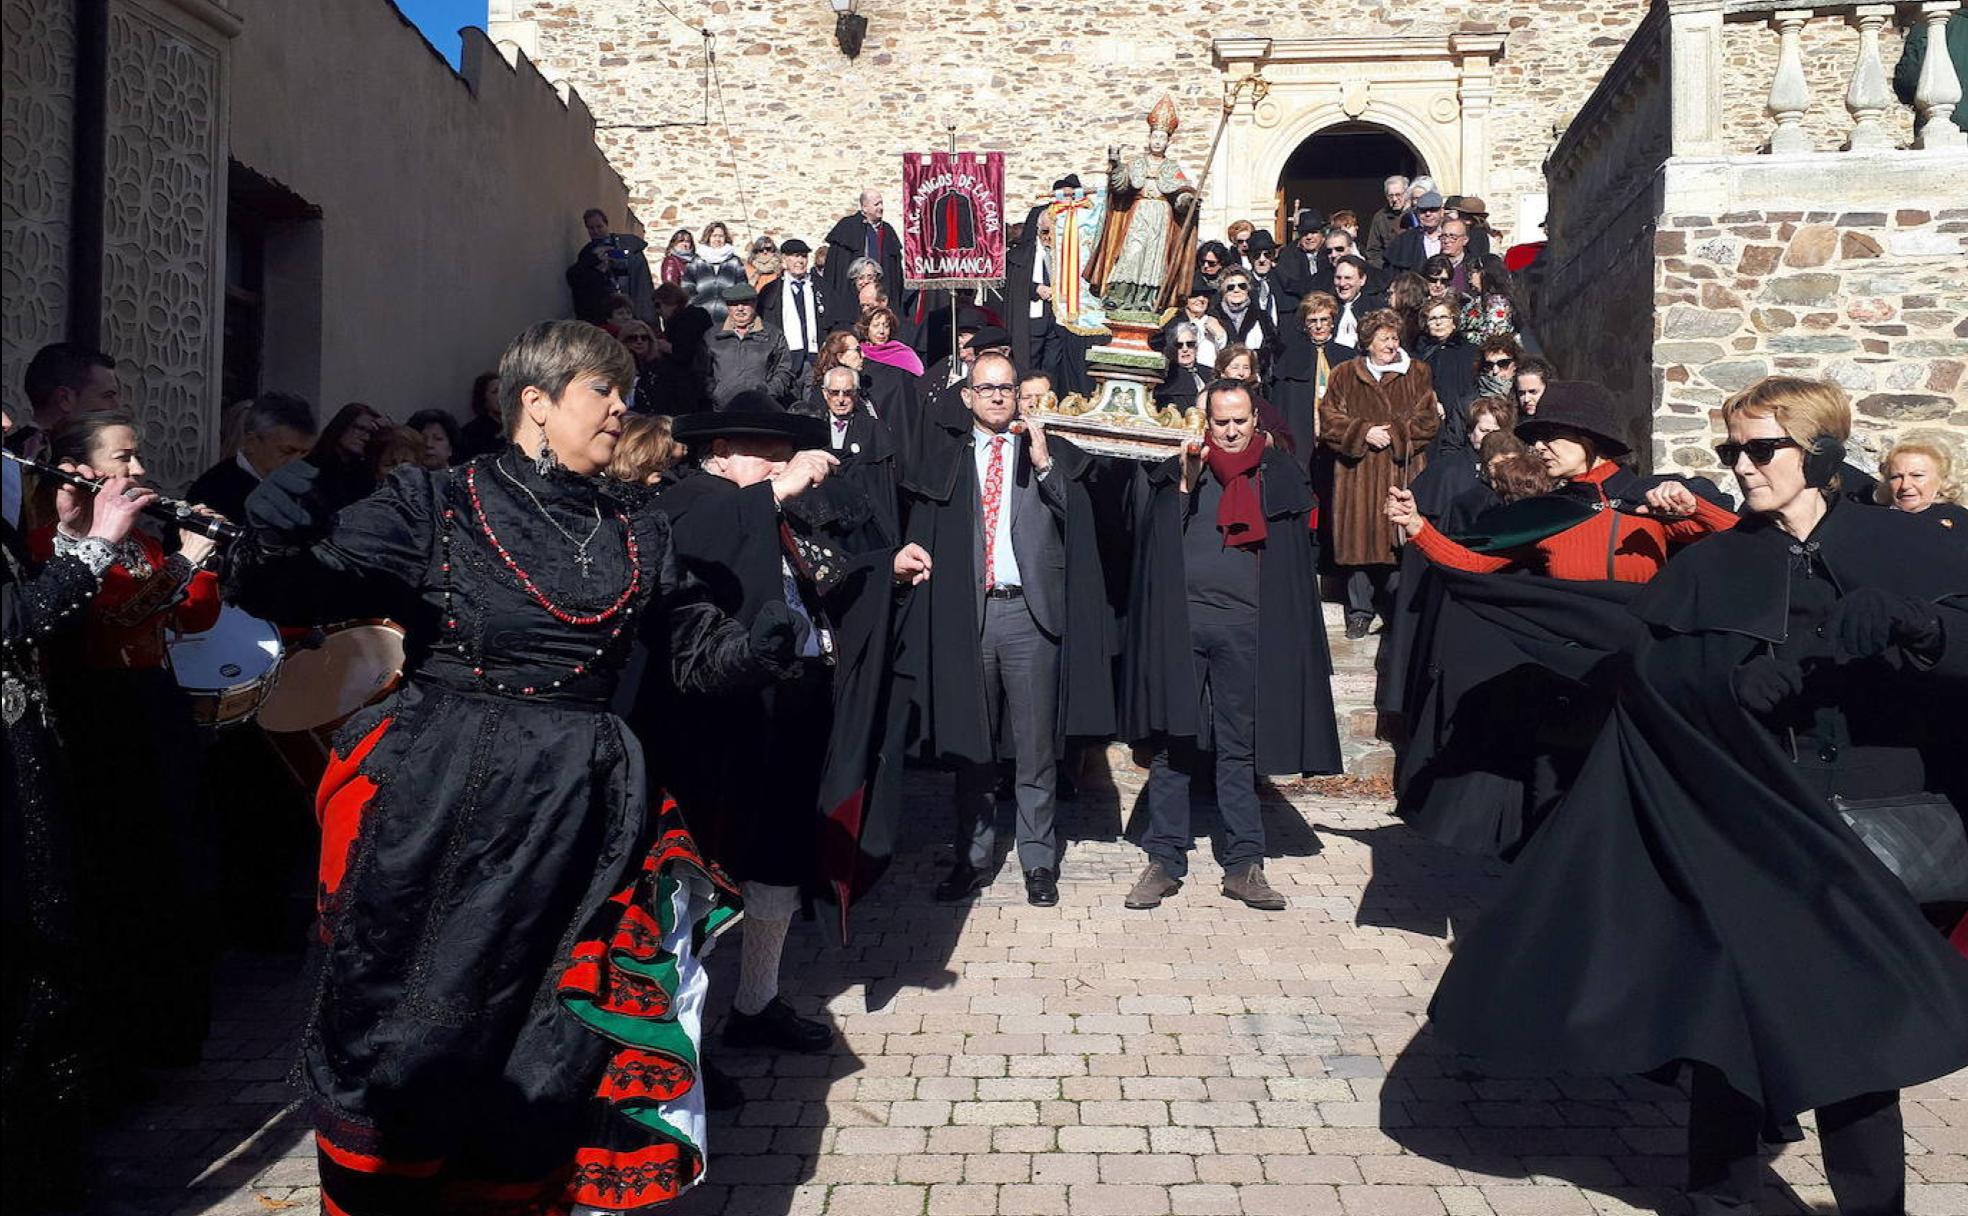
xmin=1515 ymin=381 xmax=1631 ymax=457
xmin=1247 ymin=229 xmax=1280 ymax=255
xmin=673 ymin=391 xmax=827 ymax=450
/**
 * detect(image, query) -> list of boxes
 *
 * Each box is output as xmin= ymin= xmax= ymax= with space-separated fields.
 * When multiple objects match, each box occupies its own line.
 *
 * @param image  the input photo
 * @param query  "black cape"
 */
xmin=893 ymin=421 xmax=1116 ymax=765
xmin=1269 ymin=331 xmax=1355 ymax=477
xmin=639 ymin=471 xmax=905 ymax=928
xmin=820 ymin=213 xmax=904 ymax=308
xmin=1429 ymin=505 xmax=1968 ymax=1119
xmin=1121 ymin=445 xmax=1342 ymax=776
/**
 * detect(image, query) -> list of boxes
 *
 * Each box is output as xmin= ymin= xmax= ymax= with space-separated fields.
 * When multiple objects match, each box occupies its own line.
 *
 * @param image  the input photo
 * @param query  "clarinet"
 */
xmin=2 ymin=450 xmax=243 ymax=543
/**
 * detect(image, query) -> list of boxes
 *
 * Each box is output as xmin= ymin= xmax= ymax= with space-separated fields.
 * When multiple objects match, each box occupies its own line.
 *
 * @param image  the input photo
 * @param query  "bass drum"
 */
xmin=168 ymin=605 xmax=284 ymax=726
xmin=258 ymin=619 xmax=408 ymax=787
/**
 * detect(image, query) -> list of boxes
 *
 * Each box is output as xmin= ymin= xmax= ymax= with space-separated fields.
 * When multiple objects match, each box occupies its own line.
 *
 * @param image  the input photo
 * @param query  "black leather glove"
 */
xmin=244 ymin=460 xmax=323 ymax=537
xmin=747 ymin=599 xmax=804 ymax=678
xmin=1732 ymin=656 xmax=1804 ymax=716
xmin=1824 ymin=587 xmax=1942 ymax=661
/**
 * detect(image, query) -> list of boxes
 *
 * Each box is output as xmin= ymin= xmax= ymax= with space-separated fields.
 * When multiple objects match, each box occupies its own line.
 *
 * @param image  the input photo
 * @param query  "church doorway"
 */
xmin=1274 ymin=122 xmax=1424 ymax=236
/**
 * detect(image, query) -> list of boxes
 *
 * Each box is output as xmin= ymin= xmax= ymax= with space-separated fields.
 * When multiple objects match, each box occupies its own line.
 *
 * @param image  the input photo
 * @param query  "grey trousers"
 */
xmin=953 ymin=594 xmax=1060 ymax=872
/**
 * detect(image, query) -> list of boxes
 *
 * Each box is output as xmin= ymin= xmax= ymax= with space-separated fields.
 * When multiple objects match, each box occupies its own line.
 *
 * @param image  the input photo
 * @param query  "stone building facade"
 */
xmin=2 ymin=0 xmax=631 ymax=490
xmin=491 ymin=1 xmax=1720 ymax=252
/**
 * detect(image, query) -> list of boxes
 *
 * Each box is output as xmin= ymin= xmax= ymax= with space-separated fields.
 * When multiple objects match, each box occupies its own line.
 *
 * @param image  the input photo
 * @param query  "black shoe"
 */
xmin=1024 ymin=867 xmax=1060 ymax=907
xmin=1344 ymin=614 xmax=1372 ymax=640
xmin=701 ymin=1057 xmax=745 ymax=1111
xmin=723 ymin=997 xmax=833 ymax=1053
xmin=935 ymin=861 xmax=992 ymax=902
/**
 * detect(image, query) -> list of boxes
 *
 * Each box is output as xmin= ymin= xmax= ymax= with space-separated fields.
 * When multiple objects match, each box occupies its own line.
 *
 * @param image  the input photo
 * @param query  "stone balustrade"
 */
xmin=1735 ymin=1 xmax=1964 ymax=154
xmin=1539 ymin=0 xmax=1968 ymax=481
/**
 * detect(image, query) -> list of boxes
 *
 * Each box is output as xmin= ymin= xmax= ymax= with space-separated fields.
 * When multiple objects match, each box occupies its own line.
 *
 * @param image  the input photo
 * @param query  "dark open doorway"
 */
xmin=1275 ymin=122 xmax=1424 ymax=236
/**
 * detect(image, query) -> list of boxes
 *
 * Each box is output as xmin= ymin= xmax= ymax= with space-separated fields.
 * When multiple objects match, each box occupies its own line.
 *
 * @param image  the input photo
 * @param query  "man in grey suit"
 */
xmin=918 ymin=351 xmax=1071 ymax=907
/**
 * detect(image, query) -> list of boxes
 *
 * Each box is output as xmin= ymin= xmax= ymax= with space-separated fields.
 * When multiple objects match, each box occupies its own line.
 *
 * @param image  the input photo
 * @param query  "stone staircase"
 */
xmin=1321 ymin=598 xmax=1398 ymax=782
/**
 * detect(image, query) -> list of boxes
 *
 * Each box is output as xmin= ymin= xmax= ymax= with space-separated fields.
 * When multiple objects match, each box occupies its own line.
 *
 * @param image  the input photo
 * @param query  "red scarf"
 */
xmin=1203 ymin=434 xmax=1268 ymax=550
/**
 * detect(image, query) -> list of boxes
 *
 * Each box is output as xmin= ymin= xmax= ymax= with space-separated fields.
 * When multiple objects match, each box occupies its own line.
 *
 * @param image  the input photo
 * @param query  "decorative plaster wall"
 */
xmin=1 ymin=0 xmax=77 ymax=420
xmin=100 ymin=0 xmax=234 ymax=491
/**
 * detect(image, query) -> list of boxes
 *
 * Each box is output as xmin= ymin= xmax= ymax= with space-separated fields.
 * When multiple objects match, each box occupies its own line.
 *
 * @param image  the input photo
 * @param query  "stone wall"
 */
xmin=500 ymin=1 xmax=1663 ymax=252
xmin=1652 ymin=206 xmax=1968 ymax=481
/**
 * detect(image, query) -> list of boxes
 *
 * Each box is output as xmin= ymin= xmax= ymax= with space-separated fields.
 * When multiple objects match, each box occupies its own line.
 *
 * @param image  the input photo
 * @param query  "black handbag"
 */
xmin=1833 ymin=792 xmax=1968 ymax=906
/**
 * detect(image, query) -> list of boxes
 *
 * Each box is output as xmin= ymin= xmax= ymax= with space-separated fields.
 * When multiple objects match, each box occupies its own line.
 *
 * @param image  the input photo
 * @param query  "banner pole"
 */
xmin=947 ymin=122 xmax=960 ymax=383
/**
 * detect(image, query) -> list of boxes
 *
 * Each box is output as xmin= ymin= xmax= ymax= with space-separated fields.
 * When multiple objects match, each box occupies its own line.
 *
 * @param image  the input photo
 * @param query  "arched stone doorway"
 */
xmin=1208 ymin=34 xmax=1506 ymax=239
xmin=1275 ymin=122 xmax=1425 ymax=236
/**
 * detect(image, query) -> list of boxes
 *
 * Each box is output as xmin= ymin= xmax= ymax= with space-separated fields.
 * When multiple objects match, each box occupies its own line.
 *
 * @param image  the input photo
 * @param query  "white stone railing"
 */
xmin=1731 ymin=0 xmax=1964 ymax=153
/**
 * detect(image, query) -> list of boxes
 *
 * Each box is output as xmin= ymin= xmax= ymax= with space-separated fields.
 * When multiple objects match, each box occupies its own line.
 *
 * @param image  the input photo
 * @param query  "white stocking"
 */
xmin=732 ymin=881 xmax=797 ymax=1016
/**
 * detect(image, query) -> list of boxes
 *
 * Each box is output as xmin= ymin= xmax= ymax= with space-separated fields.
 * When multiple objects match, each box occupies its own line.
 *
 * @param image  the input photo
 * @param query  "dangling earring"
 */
xmin=534 ymin=440 xmax=557 ymax=477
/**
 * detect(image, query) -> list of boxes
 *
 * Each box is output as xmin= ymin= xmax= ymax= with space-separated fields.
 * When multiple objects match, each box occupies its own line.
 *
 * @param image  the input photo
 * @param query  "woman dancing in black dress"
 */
xmin=230 ymin=321 xmax=800 ymax=1214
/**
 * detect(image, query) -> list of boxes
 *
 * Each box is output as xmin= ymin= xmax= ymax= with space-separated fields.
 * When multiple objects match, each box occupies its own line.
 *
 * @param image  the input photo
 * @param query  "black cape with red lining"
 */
xmin=891 ymin=418 xmax=1116 ymax=766
xmin=1428 ymin=504 xmax=1968 ymax=1120
xmin=1120 ymin=444 xmax=1342 ymax=776
xmin=636 ymin=468 xmax=905 ymax=931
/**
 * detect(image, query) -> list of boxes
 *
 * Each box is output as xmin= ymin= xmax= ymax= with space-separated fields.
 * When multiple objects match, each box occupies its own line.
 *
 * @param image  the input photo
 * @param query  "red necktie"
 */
xmin=982 ymin=435 xmax=1006 ymax=588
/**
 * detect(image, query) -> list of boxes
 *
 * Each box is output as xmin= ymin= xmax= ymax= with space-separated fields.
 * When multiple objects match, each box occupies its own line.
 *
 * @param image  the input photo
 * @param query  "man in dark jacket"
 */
xmin=1122 ymin=380 xmax=1342 ymax=912
xmin=1007 ymin=205 xmax=1064 ymax=389
xmin=701 ymin=283 xmax=796 ymax=408
xmin=1362 ymin=176 xmax=1409 ymax=268
xmin=1384 ymin=190 xmax=1448 ymax=273
xmin=760 ymin=238 xmax=840 ymax=387
xmin=821 ymin=189 xmax=905 ymax=309
xmin=185 ymin=392 xmax=318 ymax=521
xmin=894 ymin=352 xmax=1115 ymax=908
xmin=645 ymin=401 xmax=929 ymax=1054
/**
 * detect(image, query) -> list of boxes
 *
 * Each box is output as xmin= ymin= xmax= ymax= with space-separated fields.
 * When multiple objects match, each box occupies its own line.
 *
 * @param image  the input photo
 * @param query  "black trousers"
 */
xmin=1141 ymin=614 xmax=1264 ymax=879
xmin=1344 ymin=565 xmax=1398 ymax=622
xmin=953 ymin=595 xmax=1059 ymax=872
xmin=1687 ymin=1064 xmax=1903 ymax=1215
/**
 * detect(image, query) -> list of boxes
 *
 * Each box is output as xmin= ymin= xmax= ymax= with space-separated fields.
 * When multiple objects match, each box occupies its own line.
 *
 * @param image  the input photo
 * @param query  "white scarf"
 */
xmin=699 ymin=242 xmax=740 ymax=266
xmin=1363 ymin=349 xmax=1412 ymax=383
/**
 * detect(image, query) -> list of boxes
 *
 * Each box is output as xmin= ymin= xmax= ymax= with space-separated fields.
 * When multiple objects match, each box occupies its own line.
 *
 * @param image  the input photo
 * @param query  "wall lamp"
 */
xmin=832 ymin=0 xmax=867 ymax=60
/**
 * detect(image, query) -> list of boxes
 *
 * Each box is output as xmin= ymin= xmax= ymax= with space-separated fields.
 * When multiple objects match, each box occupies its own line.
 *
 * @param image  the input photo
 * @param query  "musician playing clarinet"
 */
xmin=26 ymin=410 xmax=228 ymax=1076
xmin=226 ymin=321 xmax=800 ymax=1214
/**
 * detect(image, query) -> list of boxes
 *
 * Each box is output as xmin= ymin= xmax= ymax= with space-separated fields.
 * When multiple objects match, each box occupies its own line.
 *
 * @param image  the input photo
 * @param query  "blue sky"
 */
xmin=399 ymin=0 xmax=486 ymax=68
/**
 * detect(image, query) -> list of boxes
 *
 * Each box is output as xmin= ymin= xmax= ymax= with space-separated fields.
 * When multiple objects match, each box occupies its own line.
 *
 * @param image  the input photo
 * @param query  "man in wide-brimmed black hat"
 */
xmin=634 ymin=393 xmax=930 ymax=1068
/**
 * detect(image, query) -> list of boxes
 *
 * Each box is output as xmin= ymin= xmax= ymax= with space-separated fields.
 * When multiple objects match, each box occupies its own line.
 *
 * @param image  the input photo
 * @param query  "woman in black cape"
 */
xmin=1429 ymin=377 xmax=1968 ymax=1216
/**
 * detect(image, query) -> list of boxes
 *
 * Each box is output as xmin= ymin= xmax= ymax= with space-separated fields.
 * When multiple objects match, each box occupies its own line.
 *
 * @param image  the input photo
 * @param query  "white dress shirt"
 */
xmin=1029 ymin=245 xmax=1051 ymax=320
xmin=972 ymin=426 xmax=1023 ymax=589
xmin=780 ymin=275 xmax=820 ymax=354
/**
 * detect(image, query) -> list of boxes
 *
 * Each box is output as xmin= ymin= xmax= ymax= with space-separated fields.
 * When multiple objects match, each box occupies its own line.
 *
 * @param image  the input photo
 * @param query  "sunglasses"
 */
xmin=1715 ymin=437 xmax=1802 ymax=466
xmin=1428 ymin=274 xmax=1452 ymax=283
xmin=1482 ymin=357 xmax=1516 ymax=370
xmin=1175 ymin=340 xmax=1197 ymax=349
xmin=1419 ymin=206 xmax=1443 ymax=214
xmin=1223 ymin=283 xmax=1250 ymax=292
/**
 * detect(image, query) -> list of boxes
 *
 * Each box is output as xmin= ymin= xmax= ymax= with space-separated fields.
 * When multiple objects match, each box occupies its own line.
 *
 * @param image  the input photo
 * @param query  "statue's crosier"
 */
xmin=1088 ymin=96 xmax=1198 ymax=317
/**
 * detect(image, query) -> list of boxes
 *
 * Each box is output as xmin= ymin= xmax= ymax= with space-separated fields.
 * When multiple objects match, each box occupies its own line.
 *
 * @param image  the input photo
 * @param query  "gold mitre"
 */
xmin=1146 ymin=96 xmax=1181 ymax=136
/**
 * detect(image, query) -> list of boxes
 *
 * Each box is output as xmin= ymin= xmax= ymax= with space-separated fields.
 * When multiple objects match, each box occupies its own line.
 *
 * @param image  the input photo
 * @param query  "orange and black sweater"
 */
xmin=1411 ymin=462 xmax=1738 ymax=583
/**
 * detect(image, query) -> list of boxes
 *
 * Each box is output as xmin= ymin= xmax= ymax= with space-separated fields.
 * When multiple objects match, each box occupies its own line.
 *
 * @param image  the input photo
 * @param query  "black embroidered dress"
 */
xmin=230 ymin=449 xmax=759 ymax=1213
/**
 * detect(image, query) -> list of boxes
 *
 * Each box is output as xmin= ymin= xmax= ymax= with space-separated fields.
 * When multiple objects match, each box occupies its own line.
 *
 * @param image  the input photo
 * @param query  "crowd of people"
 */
xmin=1 ymin=171 xmax=1964 ymax=1216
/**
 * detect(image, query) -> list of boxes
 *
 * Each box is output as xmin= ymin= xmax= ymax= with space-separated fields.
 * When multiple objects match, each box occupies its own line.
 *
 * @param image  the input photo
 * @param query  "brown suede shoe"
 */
xmin=1221 ymin=862 xmax=1287 ymax=910
xmin=1125 ymin=861 xmax=1181 ymax=909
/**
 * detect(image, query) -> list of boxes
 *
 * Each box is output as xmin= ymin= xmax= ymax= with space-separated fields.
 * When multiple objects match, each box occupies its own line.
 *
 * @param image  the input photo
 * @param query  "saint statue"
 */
xmin=1088 ymin=96 xmax=1198 ymax=316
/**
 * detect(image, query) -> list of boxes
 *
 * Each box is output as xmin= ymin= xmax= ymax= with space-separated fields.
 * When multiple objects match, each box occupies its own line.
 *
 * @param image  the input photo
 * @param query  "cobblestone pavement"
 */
xmin=94 ymin=758 xmax=1967 ymax=1216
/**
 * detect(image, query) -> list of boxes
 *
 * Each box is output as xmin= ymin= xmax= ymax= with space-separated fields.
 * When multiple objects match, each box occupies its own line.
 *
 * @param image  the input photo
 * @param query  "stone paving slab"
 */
xmin=91 ymin=757 xmax=1967 ymax=1215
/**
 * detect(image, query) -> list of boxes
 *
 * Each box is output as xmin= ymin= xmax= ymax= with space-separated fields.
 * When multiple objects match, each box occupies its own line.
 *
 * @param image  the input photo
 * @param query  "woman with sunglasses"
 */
xmin=1207 ymin=271 xmax=1280 ymax=379
xmin=1429 ymin=375 xmax=1968 ymax=1216
xmin=1420 ymin=254 xmax=1457 ymax=301
xmin=1192 ymin=241 xmax=1233 ymax=295
xmin=745 ymin=235 xmax=782 ymax=294
xmin=1459 ymin=254 xmax=1536 ymax=351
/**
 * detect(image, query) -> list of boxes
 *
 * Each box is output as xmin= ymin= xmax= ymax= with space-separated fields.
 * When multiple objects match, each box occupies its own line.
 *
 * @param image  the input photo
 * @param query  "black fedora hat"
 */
xmin=673 ymin=391 xmax=827 ymax=450
xmin=1515 ymin=381 xmax=1631 ymax=457
xmin=1246 ymin=229 xmax=1280 ymax=255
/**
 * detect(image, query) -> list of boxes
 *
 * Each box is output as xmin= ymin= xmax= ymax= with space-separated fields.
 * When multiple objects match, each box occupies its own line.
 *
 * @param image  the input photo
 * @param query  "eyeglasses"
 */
xmin=967 ymin=383 xmax=1016 ymax=397
xmin=1222 ymin=283 xmax=1250 ymax=293
xmin=1481 ymin=357 xmax=1516 ymax=370
xmin=1175 ymin=340 xmax=1197 ymax=349
xmin=1715 ymin=437 xmax=1802 ymax=466
xmin=1441 ymin=232 xmax=1468 ymax=241
xmin=1419 ymin=206 xmax=1443 ymax=214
